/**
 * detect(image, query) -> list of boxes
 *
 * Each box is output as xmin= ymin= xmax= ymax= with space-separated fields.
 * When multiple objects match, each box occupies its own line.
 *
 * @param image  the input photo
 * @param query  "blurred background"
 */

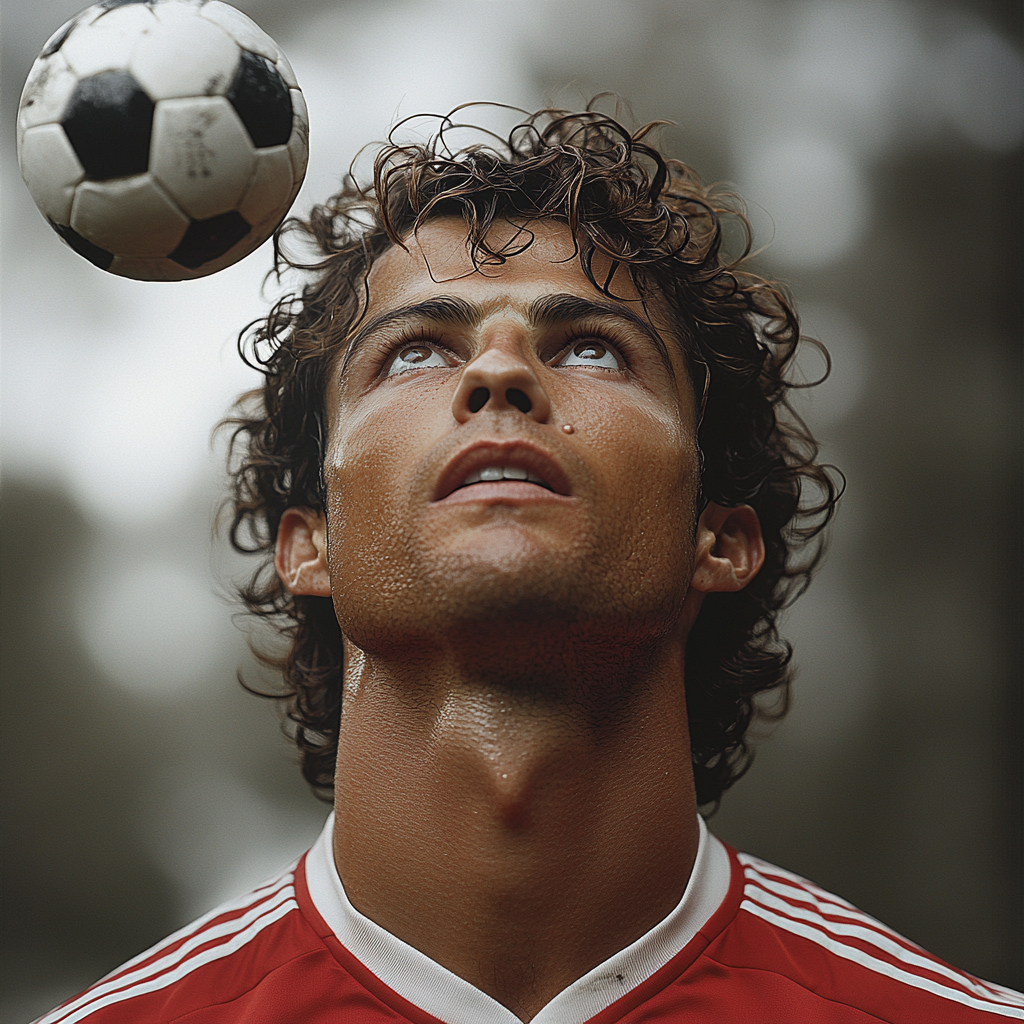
xmin=2 ymin=0 xmax=1021 ymax=1019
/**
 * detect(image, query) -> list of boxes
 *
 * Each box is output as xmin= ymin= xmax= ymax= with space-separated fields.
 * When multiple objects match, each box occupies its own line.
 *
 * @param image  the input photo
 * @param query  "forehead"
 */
xmin=365 ymin=217 xmax=654 ymax=321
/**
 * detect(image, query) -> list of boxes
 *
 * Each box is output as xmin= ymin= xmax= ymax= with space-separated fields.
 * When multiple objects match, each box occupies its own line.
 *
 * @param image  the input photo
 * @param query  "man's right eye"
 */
xmin=385 ymin=345 xmax=449 ymax=376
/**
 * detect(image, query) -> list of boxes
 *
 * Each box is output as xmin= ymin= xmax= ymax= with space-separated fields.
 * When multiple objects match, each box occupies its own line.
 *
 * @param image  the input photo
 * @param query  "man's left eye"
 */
xmin=555 ymin=340 xmax=620 ymax=370
xmin=386 ymin=345 xmax=448 ymax=376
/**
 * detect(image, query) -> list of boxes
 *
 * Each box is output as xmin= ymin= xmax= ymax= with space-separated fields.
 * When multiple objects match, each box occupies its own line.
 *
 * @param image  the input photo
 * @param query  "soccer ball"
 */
xmin=17 ymin=0 xmax=309 ymax=281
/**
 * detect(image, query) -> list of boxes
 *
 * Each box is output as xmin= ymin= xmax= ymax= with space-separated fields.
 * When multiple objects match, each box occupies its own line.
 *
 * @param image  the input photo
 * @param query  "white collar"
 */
xmin=305 ymin=811 xmax=731 ymax=1024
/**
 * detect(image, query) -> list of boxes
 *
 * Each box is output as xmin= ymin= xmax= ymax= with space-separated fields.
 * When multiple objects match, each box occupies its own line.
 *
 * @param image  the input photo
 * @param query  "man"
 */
xmin=39 ymin=106 xmax=1022 ymax=1023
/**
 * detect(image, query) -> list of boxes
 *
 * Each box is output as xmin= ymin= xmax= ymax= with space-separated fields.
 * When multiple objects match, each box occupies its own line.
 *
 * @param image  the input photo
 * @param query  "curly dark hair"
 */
xmin=223 ymin=102 xmax=840 ymax=810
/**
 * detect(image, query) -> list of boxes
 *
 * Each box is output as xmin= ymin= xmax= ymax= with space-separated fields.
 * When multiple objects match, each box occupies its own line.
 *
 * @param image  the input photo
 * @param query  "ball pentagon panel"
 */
xmin=128 ymin=16 xmax=239 ymax=101
xmin=149 ymin=95 xmax=257 ymax=220
xmin=227 ymin=51 xmax=293 ymax=149
xmin=191 ymin=215 xmax=267 ymax=275
xmin=19 ymin=123 xmax=85 ymax=225
xmin=198 ymin=2 xmax=281 ymax=64
xmin=62 ymin=70 xmax=154 ymax=180
xmin=59 ymin=3 xmax=156 ymax=79
xmin=169 ymin=210 xmax=251 ymax=268
xmin=71 ymin=175 xmax=190 ymax=257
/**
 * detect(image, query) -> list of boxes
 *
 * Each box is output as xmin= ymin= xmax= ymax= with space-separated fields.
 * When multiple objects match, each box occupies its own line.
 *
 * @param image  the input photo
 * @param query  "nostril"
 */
xmin=468 ymin=387 xmax=490 ymax=413
xmin=506 ymin=388 xmax=532 ymax=414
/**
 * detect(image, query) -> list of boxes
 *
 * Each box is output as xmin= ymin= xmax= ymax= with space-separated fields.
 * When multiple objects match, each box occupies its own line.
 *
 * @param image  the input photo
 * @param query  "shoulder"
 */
xmin=686 ymin=846 xmax=1024 ymax=1023
xmin=33 ymin=861 xmax=340 ymax=1024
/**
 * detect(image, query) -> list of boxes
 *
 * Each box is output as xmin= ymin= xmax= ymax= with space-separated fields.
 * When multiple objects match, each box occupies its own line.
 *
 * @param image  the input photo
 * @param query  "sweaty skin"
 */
xmin=275 ymin=219 xmax=764 ymax=1022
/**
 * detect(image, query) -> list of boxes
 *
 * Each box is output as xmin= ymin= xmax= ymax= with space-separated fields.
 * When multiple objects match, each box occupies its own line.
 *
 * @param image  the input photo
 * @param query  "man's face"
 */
xmin=321 ymin=218 xmax=702 ymax=658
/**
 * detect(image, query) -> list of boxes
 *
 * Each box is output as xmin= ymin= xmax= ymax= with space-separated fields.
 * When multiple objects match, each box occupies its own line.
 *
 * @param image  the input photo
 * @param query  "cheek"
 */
xmin=330 ymin=382 xmax=441 ymax=493
xmin=324 ymin=399 xmax=418 ymax=564
xmin=577 ymin=391 xmax=698 ymax=578
xmin=581 ymin=389 xmax=695 ymax=507
xmin=322 ymin=384 xmax=453 ymax=589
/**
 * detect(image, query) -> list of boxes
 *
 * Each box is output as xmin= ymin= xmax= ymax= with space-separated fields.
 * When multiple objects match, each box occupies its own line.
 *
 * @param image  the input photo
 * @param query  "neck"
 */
xmin=331 ymin=633 xmax=700 ymax=1022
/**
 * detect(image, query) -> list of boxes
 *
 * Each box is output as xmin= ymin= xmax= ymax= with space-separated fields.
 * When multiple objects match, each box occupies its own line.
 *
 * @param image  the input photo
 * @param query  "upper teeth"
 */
xmin=462 ymin=466 xmax=546 ymax=486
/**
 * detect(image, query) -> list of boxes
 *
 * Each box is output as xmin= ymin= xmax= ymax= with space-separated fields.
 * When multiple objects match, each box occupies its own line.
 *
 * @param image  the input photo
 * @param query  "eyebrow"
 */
xmin=340 ymin=292 xmax=675 ymax=376
xmin=528 ymin=293 xmax=673 ymax=372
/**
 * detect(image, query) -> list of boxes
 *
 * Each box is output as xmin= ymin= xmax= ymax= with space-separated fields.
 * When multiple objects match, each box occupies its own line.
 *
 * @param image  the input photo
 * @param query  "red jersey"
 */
xmin=36 ymin=817 xmax=1023 ymax=1024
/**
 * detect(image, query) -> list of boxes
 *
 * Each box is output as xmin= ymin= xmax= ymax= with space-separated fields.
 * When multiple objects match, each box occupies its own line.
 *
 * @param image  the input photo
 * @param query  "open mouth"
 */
xmin=455 ymin=466 xmax=553 ymax=491
xmin=434 ymin=442 xmax=572 ymax=502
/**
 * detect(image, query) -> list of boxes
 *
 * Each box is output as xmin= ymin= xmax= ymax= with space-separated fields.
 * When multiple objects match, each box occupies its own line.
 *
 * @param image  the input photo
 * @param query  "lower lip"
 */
xmin=435 ymin=482 xmax=573 ymax=505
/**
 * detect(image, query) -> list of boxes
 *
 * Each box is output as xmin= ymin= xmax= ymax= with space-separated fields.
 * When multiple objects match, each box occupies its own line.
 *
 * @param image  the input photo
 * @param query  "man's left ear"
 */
xmin=689 ymin=502 xmax=765 ymax=594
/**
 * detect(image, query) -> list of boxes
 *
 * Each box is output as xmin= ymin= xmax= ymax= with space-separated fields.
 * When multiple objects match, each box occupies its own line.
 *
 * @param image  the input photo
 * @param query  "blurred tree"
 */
xmin=0 ymin=481 xmax=179 ymax=1016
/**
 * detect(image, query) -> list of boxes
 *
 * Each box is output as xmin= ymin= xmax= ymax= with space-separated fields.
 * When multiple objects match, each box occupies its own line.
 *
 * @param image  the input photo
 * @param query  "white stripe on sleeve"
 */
xmin=37 ymin=872 xmax=296 ymax=1024
xmin=740 ymin=899 xmax=1024 ymax=1019
xmin=44 ymin=897 xmax=299 ymax=1024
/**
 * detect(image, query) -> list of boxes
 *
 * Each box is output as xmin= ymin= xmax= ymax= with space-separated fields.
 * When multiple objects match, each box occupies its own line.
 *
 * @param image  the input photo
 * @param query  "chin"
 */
xmin=429 ymin=539 xmax=588 ymax=622
xmin=443 ymin=519 xmax=568 ymax=563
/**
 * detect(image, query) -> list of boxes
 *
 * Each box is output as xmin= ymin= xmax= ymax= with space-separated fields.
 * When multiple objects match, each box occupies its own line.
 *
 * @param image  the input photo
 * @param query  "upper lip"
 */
xmin=433 ymin=440 xmax=573 ymax=501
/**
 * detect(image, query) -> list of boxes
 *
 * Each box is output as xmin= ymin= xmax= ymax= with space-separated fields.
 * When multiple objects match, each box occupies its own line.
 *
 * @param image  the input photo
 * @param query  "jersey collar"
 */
xmin=304 ymin=811 xmax=731 ymax=1024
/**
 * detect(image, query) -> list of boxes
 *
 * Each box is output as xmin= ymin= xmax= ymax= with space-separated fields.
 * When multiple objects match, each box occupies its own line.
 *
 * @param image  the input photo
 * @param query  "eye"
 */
xmin=555 ymin=340 xmax=621 ymax=370
xmin=385 ymin=344 xmax=449 ymax=376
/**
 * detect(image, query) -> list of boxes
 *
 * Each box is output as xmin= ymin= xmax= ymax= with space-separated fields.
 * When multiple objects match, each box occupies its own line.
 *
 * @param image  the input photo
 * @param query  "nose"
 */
xmin=451 ymin=342 xmax=552 ymax=425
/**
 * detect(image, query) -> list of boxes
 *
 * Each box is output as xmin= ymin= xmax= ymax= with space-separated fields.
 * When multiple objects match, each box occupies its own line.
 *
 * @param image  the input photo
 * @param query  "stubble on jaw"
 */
xmin=320 ymin=414 xmax=701 ymax=671
xmin=327 ymin=488 xmax=697 ymax=688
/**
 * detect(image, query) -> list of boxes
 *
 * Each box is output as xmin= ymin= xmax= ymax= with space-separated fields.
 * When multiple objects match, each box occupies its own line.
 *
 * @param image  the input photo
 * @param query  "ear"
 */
xmin=275 ymin=507 xmax=331 ymax=597
xmin=680 ymin=502 xmax=765 ymax=631
xmin=689 ymin=502 xmax=765 ymax=594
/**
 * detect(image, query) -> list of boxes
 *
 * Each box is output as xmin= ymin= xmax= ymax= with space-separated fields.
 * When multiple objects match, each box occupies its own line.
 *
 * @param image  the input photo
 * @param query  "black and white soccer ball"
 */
xmin=17 ymin=0 xmax=309 ymax=281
